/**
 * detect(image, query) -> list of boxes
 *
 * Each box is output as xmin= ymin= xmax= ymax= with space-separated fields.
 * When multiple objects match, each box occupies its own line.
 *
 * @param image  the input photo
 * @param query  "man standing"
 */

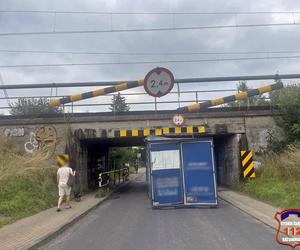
xmin=56 ymin=155 xmax=76 ymax=212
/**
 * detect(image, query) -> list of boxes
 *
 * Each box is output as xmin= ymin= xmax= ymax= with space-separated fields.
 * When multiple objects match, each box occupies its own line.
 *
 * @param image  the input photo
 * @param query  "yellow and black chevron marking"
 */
xmin=57 ymin=154 xmax=69 ymax=167
xmin=114 ymin=126 xmax=206 ymax=137
xmin=241 ymin=150 xmax=255 ymax=178
xmin=177 ymin=81 xmax=284 ymax=112
xmin=50 ymin=80 xmax=144 ymax=106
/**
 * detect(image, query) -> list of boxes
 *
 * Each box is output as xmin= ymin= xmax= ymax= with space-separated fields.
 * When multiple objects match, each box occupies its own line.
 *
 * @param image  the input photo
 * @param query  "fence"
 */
xmin=98 ymin=167 xmax=129 ymax=188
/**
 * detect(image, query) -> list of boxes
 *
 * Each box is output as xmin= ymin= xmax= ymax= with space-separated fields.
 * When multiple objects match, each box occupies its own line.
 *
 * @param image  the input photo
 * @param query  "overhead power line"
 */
xmin=1 ymin=55 xmax=300 ymax=68
xmin=1 ymin=49 xmax=300 ymax=56
xmin=1 ymin=10 xmax=300 ymax=15
xmin=0 ymin=22 xmax=299 ymax=36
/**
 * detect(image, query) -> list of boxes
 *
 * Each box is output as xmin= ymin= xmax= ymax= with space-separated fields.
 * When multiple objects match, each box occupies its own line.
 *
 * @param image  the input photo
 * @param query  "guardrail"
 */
xmin=98 ymin=167 xmax=129 ymax=188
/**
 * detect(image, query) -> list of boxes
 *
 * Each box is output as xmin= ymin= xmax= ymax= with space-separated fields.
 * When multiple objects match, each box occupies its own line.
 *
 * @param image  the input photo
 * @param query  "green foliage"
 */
xmin=95 ymin=187 xmax=108 ymax=198
xmin=269 ymin=83 xmax=300 ymax=144
xmin=227 ymin=80 xmax=269 ymax=107
xmin=289 ymin=123 xmax=300 ymax=141
xmin=0 ymin=174 xmax=57 ymax=226
xmin=265 ymin=128 xmax=286 ymax=153
xmin=9 ymin=97 xmax=62 ymax=115
xmin=239 ymin=145 xmax=300 ymax=208
xmin=109 ymin=147 xmax=137 ymax=169
xmin=0 ymin=136 xmax=57 ymax=227
xmin=109 ymin=93 xmax=130 ymax=113
xmin=240 ymin=178 xmax=300 ymax=208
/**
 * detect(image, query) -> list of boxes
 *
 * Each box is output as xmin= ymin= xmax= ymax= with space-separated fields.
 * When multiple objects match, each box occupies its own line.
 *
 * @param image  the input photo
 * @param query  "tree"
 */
xmin=269 ymin=83 xmax=300 ymax=142
xmin=109 ymin=147 xmax=135 ymax=167
xmin=9 ymin=98 xmax=62 ymax=115
xmin=109 ymin=93 xmax=130 ymax=113
xmin=227 ymin=81 xmax=269 ymax=107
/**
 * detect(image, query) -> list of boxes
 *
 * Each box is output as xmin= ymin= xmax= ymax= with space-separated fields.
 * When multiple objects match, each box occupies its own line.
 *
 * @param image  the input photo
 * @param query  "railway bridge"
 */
xmin=0 ymin=106 xmax=282 ymax=190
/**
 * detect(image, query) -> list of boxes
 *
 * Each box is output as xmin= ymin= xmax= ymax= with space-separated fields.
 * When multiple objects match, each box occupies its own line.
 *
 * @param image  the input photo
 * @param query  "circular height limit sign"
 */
xmin=144 ymin=67 xmax=175 ymax=97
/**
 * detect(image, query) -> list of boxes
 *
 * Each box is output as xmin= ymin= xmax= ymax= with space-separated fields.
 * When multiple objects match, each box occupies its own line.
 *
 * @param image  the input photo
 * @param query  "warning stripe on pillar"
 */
xmin=240 ymin=150 xmax=255 ymax=178
xmin=57 ymin=154 xmax=69 ymax=167
xmin=114 ymin=126 xmax=206 ymax=138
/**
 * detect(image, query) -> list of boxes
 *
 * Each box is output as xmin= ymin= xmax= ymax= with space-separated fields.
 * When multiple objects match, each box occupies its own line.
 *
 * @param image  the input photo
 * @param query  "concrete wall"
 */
xmin=245 ymin=116 xmax=284 ymax=153
xmin=215 ymin=135 xmax=241 ymax=186
xmin=0 ymin=109 xmax=282 ymax=154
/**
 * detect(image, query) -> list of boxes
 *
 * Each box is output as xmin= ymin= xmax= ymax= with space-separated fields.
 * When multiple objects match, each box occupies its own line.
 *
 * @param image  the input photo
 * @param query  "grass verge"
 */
xmin=0 ymin=136 xmax=57 ymax=227
xmin=239 ymin=144 xmax=300 ymax=208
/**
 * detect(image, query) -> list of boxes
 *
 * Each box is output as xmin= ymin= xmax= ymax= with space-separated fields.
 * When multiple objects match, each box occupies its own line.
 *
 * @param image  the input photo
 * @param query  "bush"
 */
xmin=9 ymin=97 xmax=62 ymax=116
xmin=269 ymin=83 xmax=300 ymax=146
xmin=95 ymin=187 xmax=108 ymax=198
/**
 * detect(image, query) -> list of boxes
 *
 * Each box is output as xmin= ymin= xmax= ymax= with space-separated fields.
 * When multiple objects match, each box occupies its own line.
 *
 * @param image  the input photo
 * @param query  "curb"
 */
xmin=218 ymin=196 xmax=276 ymax=230
xmin=29 ymin=180 xmax=133 ymax=250
xmin=218 ymin=192 xmax=282 ymax=233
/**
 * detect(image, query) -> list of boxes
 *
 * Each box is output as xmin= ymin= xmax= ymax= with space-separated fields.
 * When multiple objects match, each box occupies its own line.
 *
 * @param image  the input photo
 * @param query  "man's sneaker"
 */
xmin=57 ymin=208 xmax=61 ymax=212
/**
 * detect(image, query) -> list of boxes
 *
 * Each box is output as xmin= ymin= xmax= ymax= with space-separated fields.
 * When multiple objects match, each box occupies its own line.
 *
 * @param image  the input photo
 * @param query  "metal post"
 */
xmin=113 ymin=161 xmax=116 ymax=185
xmin=177 ymin=82 xmax=180 ymax=108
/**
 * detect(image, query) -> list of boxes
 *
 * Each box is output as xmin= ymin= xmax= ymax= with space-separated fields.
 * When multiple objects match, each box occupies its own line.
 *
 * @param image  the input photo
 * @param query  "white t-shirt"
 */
xmin=57 ymin=165 xmax=73 ymax=185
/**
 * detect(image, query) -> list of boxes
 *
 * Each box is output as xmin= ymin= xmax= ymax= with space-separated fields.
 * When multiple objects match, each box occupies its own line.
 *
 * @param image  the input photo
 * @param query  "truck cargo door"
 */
xmin=150 ymin=143 xmax=183 ymax=206
xmin=181 ymin=141 xmax=217 ymax=206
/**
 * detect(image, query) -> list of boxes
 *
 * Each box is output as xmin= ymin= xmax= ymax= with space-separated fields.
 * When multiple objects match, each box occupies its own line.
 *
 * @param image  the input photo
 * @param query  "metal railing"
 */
xmin=98 ymin=167 xmax=129 ymax=188
xmin=0 ymin=89 xmax=273 ymax=112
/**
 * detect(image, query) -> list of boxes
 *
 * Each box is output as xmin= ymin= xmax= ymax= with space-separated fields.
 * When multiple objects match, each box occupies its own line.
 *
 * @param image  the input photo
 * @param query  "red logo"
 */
xmin=274 ymin=208 xmax=300 ymax=248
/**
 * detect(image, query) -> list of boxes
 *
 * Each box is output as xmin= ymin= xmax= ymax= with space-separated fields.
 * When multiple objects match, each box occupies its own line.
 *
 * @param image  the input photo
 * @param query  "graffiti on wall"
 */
xmin=24 ymin=132 xmax=38 ymax=153
xmin=24 ymin=126 xmax=60 ymax=159
xmin=74 ymin=128 xmax=97 ymax=139
xmin=4 ymin=128 xmax=25 ymax=137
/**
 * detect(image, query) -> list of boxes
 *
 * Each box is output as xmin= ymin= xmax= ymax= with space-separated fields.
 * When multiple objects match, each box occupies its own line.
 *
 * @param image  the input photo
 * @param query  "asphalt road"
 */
xmin=40 ymin=171 xmax=285 ymax=250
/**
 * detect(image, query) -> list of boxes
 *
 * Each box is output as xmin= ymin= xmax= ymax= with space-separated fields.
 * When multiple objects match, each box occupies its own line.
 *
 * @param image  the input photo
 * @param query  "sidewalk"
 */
xmin=218 ymin=189 xmax=280 ymax=230
xmin=0 ymin=192 xmax=111 ymax=250
xmin=0 ymin=172 xmax=139 ymax=250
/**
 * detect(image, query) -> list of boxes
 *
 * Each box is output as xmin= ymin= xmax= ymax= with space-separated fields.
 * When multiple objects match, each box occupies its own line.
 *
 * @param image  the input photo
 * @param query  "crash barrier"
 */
xmin=240 ymin=150 xmax=256 ymax=179
xmin=98 ymin=167 xmax=129 ymax=188
xmin=50 ymin=80 xmax=144 ymax=106
xmin=177 ymin=81 xmax=283 ymax=112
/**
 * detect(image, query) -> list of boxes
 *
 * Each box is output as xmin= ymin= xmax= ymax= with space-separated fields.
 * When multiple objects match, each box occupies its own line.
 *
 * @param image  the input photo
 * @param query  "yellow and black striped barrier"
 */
xmin=240 ymin=150 xmax=255 ymax=178
xmin=50 ymin=80 xmax=144 ymax=106
xmin=114 ymin=125 xmax=206 ymax=137
xmin=177 ymin=81 xmax=283 ymax=112
xmin=57 ymin=154 xmax=69 ymax=167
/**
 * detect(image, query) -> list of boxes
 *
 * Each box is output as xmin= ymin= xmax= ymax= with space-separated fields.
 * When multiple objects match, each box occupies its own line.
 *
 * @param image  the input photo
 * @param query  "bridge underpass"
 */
xmin=75 ymin=133 xmax=240 ymax=191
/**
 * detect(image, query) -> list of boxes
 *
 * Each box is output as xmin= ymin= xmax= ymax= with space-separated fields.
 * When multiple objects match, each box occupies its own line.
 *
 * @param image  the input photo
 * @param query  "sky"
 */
xmin=0 ymin=0 xmax=300 ymax=113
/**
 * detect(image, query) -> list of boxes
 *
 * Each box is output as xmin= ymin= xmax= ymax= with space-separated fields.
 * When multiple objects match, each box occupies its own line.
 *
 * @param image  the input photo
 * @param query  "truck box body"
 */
xmin=146 ymin=137 xmax=218 ymax=208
